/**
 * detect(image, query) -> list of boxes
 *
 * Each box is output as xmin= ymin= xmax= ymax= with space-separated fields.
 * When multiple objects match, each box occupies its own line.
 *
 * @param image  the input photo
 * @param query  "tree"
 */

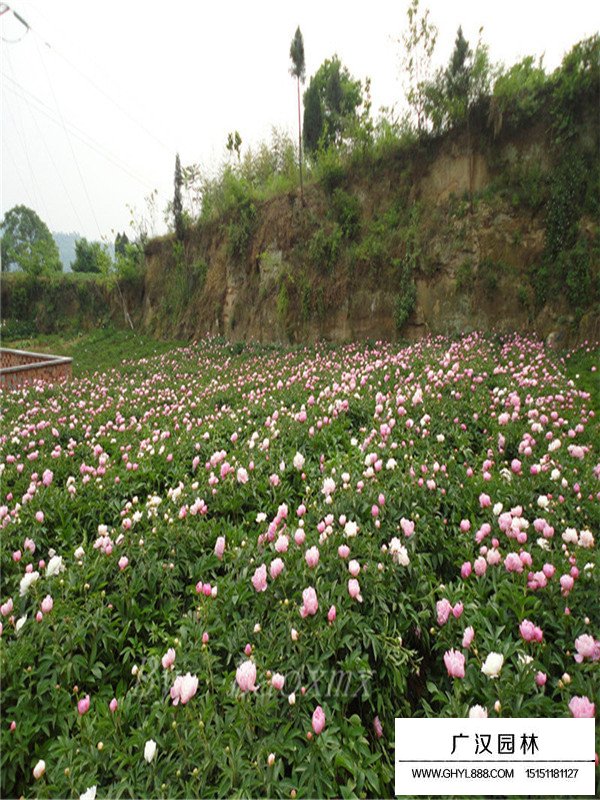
xmin=0 ymin=205 xmax=62 ymax=274
xmin=302 ymin=56 xmax=363 ymax=153
xmin=72 ymin=238 xmax=112 ymax=274
xmin=114 ymin=231 xmax=130 ymax=258
xmin=303 ymin=81 xmax=324 ymax=153
xmin=423 ymin=27 xmax=492 ymax=133
xmin=173 ymin=153 xmax=184 ymax=240
xmin=400 ymin=0 xmax=438 ymax=132
xmin=289 ymin=26 xmax=306 ymax=201
xmin=226 ymin=131 xmax=242 ymax=162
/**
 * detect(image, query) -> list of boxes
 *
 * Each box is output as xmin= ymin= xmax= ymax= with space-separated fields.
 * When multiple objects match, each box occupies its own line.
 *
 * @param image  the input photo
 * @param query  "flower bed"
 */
xmin=0 ymin=334 xmax=598 ymax=798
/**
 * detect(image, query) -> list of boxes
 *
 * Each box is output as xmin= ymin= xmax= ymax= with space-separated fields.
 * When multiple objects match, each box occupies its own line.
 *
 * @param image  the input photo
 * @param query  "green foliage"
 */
xmin=329 ymin=189 xmax=361 ymax=239
xmin=309 ymin=226 xmax=343 ymax=273
xmin=276 ymin=280 xmax=289 ymax=321
xmin=226 ymin=131 xmax=242 ymax=161
xmin=544 ymin=152 xmax=584 ymax=263
xmin=174 ymin=153 xmax=184 ymax=241
xmin=1 ymin=205 xmax=62 ymax=275
xmin=314 ymin=147 xmax=345 ymax=195
xmin=289 ymin=26 xmax=305 ymax=82
xmin=557 ymin=234 xmax=597 ymax=310
xmin=549 ymin=35 xmax=600 ymax=145
xmin=72 ymin=238 xmax=112 ymax=274
xmin=394 ymin=259 xmax=417 ymax=331
xmin=400 ymin=0 xmax=438 ymax=132
xmin=489 ymin=56 xmax=547 ymax=131
xmin=423 ymin=28 xmax=493 ymax=133
xmin=303 ymin=56 xmax=363 ymax=153
xmin=456 ymin=259 xmax=474 ymax=292
xmin=479 ymin=257 xmax=500 ymax=297
xmin=114 ymin=232 xmax=130 ymax=258
xmin=225 ymin=180 xmax=257 ymax=263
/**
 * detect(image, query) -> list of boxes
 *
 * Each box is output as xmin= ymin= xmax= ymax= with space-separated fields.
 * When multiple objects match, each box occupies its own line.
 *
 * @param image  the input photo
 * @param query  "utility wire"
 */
xmin=34 ymin=34 xmax=102 ymax=238
xmin=3 ymin=89 xmax=51 ymax=220
xmin=4 ymin=76 xmax=156 ymax=190
xmin=2 ymin=137 xmax=36 ymax=207
xmin=7 ymin=2 xmax=174 ymax=155
xmin=3 ymin=48 xmax=86 ymax=229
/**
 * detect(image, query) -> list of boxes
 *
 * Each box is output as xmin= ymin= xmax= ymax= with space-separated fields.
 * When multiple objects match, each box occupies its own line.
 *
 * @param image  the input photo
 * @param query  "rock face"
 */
xmin=141 ymin=111 xmax=598 ymax=347
xmin=3 ymin=109 xmax=597 ymax=347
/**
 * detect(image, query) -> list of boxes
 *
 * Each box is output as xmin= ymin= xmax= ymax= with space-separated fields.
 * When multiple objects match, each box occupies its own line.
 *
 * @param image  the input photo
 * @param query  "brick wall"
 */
xmin=0 ymin=349 xmax=72 ymax=390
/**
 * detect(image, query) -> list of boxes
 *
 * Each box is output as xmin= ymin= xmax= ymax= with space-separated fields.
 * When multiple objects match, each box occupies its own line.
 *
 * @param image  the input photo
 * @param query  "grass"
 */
xmin=564 ymin=347 xmax=600 ymax=415
xmin=3 ymin=327 xmax=186 ymax=377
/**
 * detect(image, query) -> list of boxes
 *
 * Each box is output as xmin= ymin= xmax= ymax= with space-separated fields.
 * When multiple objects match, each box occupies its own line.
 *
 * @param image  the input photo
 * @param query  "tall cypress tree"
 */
xmin=289 ymin=27 xmax=306 ymax=203
xmin=173 ymin=153 xmax=184 ymax=240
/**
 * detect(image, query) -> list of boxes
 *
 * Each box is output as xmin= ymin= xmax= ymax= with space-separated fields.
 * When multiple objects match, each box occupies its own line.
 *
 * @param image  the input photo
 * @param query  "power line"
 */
xmin=34 ymin=34 xmax=102 ymax=238
xmin=3 ymin=89 xmax=51 ymax=220
xmin=2 ymin=137 xmax=36 ymax=207
xmin=7 ymin=2 xmax=174 ymax=155
xmin=3 ymin=49 xmax=86 ymax=230
xmin=4 ymin=76 xmax=157 ymax=190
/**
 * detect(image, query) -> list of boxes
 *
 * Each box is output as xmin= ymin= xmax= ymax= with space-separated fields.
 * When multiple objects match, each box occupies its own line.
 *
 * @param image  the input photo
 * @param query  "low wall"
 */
xmin=0 ymin=348 xmax=72 ymax=390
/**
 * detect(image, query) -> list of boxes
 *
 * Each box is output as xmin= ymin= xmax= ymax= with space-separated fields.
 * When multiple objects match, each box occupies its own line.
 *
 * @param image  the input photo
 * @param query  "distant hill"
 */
xmin=53 ymin=232 xmax=79 ymax=272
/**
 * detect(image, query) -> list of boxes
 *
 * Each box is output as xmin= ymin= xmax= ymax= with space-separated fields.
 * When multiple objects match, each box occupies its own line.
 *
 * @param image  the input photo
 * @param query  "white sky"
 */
xmin=1 ymin=0 xmax=597 ymax=242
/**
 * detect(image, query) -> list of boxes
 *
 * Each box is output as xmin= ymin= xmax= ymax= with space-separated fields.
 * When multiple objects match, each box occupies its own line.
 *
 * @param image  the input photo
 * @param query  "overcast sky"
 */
xmin=1 ymin=0 xmax=597 ymax=241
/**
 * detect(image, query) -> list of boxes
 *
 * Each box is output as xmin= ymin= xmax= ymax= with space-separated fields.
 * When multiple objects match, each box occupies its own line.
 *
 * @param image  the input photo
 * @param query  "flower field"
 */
xmin=1 ymin=333 xmax=598 ymax=798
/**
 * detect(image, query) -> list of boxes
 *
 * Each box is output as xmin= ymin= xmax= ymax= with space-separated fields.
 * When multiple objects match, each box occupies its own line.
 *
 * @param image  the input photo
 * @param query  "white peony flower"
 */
xmin=468 ymin=705 xmax=488 ymax=718
xmin=481 ymin=652 xmax=504 ymax=678
xmin=80 ymin=786 xmax=97 ymax=800
xmin=33 ymin=759 xmax=46 ymax=780
xmin=20 ymin=571 xmax=40 ymax=596
xmin=344 ymin=520 xmax=359 ymax=538
xmin=293 ymin=452 xmax=305 ymax=470
xmin=15 ymin=615 xmax=28 ymax=634
xmin=144 ymin=739 xmax=157 ymax=763
xmin=46 ymin=556 xmax=64 ymax=577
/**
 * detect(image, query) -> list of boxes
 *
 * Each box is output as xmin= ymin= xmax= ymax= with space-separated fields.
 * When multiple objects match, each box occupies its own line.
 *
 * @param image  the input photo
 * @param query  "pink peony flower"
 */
xmin=269 ymin=558 xmax=284 ymax=579
xmin=271 ymin=673 xmax=285 ymax=691
xmin=568 ymin=696 xmax=595 ymax=718
xmin=535 ymin=671 xmax=547 ymax=687
xmin=109 ymin=698 xmax=118 ymax=713
xmin=118 ymin=556 xmax=129 ymax=571
xmin=338 ymin=544 xmax=350 ymax=559
xmin=170 ymin=672 xmax=199 ymax=705
xmin=78 ymin=695 xmax=90 ymax=715
xmin=348 ymin=578 xmax=362 ymax=602
xmin=162 ymin=648 xmax=176 ymax=670
xmin=214 ymin=536 xmax=226 ymax=559
xmin=519 ymin=619 xmax=543 ymax=643
xmin=574 ymin=634 xmax=598 ymax=663
xmin=236 ymin=660 xmax=258 ymax=692
xmin=305 ymin=546 xmax=320 ymax=569
xmin=252 ymin=564 xmax=268 ymax=592
xmin=461 ymin=561 xmax=472 ymax=579
xmin=300 ymin=587 xmax=319 ymax=617
xmin=443 ymin=649 xmax=465 ymax=679
xmin=348 ymin=559 xmax=361 ymax=577
xmin=40 ymin=595 xmax=53 ymax=614
xmin=452 ymin=602 xmax=463 ymax=619
xmin=462 ymin=626 xmax=475 ymax=649
xmin=327 ymin=605 xmax=336 ymax=624
xmin=312 ymin=705 xmax=326 ymax=735
xmin=1 ymin=598 xmax=14 ymax=617
xmin=436 ymin=599 xmax=452 ymax=626
xmin=373 ymin=716 xmax=383 ymax=738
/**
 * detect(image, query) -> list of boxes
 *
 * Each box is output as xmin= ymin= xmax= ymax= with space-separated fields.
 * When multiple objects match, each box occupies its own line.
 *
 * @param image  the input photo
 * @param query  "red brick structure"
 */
xmin=0 ymin=348 xmax=72 ymax=390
